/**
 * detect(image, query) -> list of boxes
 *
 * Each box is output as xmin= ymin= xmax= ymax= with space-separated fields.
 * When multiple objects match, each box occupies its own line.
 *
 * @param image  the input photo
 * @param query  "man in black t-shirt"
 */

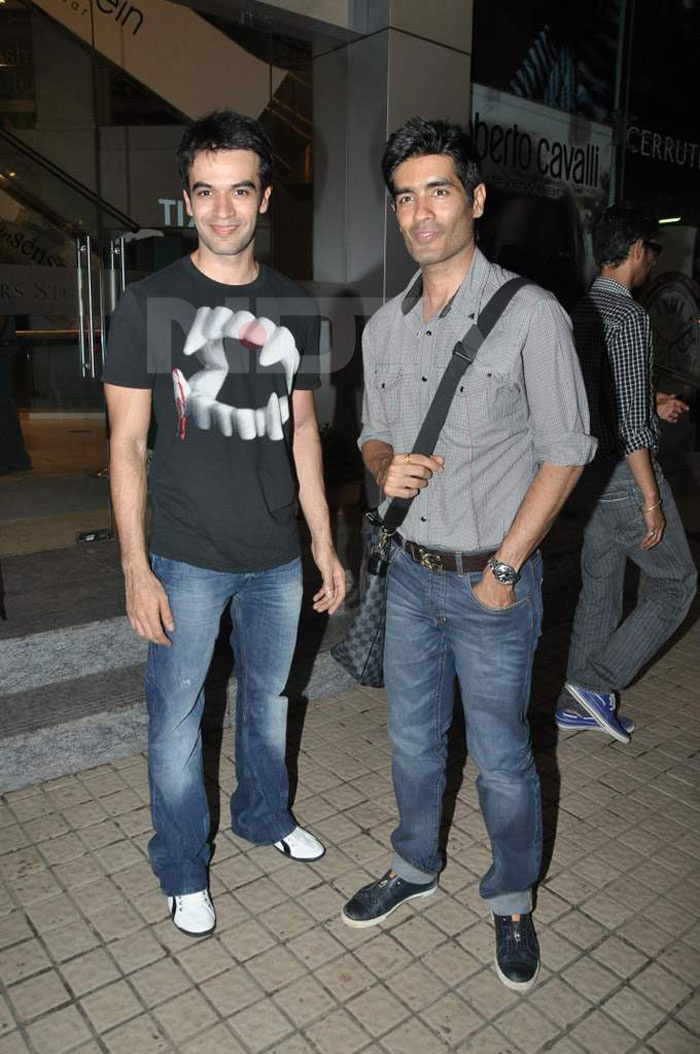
xmin=104 ymin=110 xmax=345 ymax=939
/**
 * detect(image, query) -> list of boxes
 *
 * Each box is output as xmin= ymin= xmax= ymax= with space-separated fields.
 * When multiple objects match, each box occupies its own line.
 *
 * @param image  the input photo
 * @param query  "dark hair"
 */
xmin=592 ymin=201 xmax=658 ymax=267
xmin=381 ymin=116 xmax=482 ymax=200
xmin=177 ymin=109 xmax=273 ymax=192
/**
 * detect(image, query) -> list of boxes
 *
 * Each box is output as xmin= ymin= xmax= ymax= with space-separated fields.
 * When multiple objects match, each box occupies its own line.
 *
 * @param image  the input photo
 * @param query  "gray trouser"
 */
xmin=564 ymin=460 xmax=697 ymax=694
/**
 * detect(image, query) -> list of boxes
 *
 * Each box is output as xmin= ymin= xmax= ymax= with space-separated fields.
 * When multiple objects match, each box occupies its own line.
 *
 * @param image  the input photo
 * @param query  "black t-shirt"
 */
xmin=103 ymin=256 xmax=320 ymax=572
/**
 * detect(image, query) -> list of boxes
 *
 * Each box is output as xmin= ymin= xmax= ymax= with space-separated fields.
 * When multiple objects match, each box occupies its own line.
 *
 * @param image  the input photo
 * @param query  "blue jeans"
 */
xmin=384 ymin=546 xmax=543 ymax=916
xmin=146 ymin=554 xmax=303 ymax=895
xmin=565 ymin=461 xmax=696 ymax=693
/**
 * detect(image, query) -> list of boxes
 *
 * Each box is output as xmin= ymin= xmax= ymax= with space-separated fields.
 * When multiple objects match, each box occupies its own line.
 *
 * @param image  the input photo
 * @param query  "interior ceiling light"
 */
xmin=659 ymin=217 xmax=681 ymax=224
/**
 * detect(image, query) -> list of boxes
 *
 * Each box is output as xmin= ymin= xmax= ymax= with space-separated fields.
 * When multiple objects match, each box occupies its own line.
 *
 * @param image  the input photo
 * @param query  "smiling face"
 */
xmin=183 ymin=149 xmax=271 ymax=272
xmin=392 ymin=154 xmax=485 ymax=271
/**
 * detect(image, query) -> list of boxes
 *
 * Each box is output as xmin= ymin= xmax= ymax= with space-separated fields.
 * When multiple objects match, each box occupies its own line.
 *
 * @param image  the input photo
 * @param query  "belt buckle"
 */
xmin=418 ymin=547 xmax=443 ymax=571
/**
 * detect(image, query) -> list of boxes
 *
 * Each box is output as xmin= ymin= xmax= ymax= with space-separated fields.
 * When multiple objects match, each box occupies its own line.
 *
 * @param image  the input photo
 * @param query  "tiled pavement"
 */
xmin=1 ymin=611 xmax=699 ymax=1054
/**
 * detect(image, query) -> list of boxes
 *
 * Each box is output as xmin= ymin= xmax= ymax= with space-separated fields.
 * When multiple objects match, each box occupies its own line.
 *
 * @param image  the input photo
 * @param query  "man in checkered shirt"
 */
xmin=556 ymin=202 xmax=697 ymax=743
xmin=340 ymin=117 xmax=596 ymax=992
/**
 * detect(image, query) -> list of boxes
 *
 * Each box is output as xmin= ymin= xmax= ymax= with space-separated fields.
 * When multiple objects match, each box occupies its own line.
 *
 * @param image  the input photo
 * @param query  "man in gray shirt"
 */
xmin=340 ymin=117 xmax=596 ymax=992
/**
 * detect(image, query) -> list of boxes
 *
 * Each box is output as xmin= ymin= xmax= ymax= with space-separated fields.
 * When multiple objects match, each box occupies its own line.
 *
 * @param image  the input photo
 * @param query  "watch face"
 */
xmin=640 ymin=271 xmax=700 ymax=388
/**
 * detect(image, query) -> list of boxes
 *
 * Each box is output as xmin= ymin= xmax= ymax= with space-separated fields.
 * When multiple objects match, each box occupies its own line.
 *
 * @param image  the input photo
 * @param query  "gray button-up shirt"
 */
xmin=359 ymin=248 xmax=597 ymax=552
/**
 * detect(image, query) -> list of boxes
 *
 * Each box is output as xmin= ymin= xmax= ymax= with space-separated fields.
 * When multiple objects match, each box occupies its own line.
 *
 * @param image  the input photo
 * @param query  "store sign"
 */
xmin=32 ymin=0 xmax=285 ymax=120
xmin=156 ymin=199 xmax=195 ymax=229
xmin=471 ymin=85 xmax=612 ymax=201
xmin=626 ymin=126 xmax=700 ymax=169
xmin=0 ymin=264 xmax=75 ymax=314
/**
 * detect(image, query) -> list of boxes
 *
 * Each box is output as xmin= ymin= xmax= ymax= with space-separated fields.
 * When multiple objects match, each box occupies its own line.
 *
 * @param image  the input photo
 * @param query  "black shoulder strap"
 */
xmin=382 ymin=276 xmax=529 ymax=531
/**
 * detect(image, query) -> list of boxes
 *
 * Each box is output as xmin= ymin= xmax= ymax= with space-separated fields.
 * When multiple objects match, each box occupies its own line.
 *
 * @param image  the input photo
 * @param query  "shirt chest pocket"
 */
xmin=447 ymin=362 xmax=522 ymax=437
xmin=373 ymin=365 xmax=404 ymax=423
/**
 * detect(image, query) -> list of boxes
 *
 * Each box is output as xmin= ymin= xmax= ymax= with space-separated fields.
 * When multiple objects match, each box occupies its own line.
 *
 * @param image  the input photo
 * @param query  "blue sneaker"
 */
xmin=556 ymin=703 xmax=635 ymax=736
xmin=564 ymin=683 xmax=631 ymax=744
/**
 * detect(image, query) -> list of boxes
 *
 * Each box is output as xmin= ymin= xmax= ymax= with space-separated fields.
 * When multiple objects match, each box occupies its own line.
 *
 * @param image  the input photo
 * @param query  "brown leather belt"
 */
xmin=396 ymin=533 xmax=496 ymax=573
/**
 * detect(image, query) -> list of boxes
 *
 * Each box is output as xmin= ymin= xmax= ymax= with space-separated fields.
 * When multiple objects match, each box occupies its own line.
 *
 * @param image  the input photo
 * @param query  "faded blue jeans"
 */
xmin=564 ymin=460 xmax=696 ymax=694
xmin=384 ymin=546 xmax=543 ymax=916
xmin=146 ymin=554 xmax=302 ymax=895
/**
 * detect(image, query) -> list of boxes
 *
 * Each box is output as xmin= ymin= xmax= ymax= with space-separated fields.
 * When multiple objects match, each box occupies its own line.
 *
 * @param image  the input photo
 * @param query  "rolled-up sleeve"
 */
xmin=358 ymin=319 xmax=393 ymax=450
xmin=522 ymin=298 xmax=597 ymax=466
xmin=608 ymin=313 xmax=657 ymax=455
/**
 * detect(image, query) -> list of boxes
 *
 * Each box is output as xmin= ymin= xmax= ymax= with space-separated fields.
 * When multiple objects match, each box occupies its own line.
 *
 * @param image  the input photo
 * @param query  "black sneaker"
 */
xmin=341 ymin=870 xmax=437 ymax=928
xmin=493 ymin=912 xmax=540 ymax=991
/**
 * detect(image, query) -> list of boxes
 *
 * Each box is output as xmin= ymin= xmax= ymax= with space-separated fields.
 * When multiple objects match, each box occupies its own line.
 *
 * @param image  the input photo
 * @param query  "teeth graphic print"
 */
xmin=172 ymin=307 xmax=299 ymax=440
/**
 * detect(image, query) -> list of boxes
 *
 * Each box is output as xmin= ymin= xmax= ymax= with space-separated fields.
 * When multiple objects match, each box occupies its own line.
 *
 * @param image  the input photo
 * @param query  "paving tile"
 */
xmin=11 ymin=869 xmax=61 ymax=906
xmin=152 ymin=988 xmax=218 ymax=1044
xmin=130 ymin=959 xmax=191 ymax=1007
xmin=7 ymin=968 xmax=71 ymax=1022
xmin=102 ymin=1015 xmax=173 ymax=1054
xmin=233 ymin=876 xmax=288 ymax=914
xmin=544 ymin=1040 xmax=587 ymax=1054
xmin=175 ymin=937 xmax=233 ymax=982
xmin=381 ymin=1016 xmax=449 ymax=1053
xmin=36 ymin=833 xmax=87 ymax=866
xmin=288 ymin=925 xmax=344 ymax=970
xmin=0 ymin=848 xmax=46 ymax=882
xmin=604 ymin=985 xmax=667 ymax=1038
xmin=497 ymin=1001 xmax=563 ymax=1053
xmin=552 ymin=910 xmax=606 ymax=950
xmin=303 ymin=1007 xmax=370 ymax=1054
xmin=53 ymin=854 xmax=106 ymax=888
xmin=26 ymin=1005 xmax=92 ymax=1054
xmin=569 ymin=1009 xmax=636 ymax=1054
xmin=299 ymin=884 xmax=345 ymax=922
xmin=245 ymin=945 xmax=306 ymax=992
xmin=229 ymin=998 xmax=294 ymax=1052
xmin=424 ymin=941 xmax=482 ymax=984
xmin=0 ymin=939 xmax=51 ymax=984
xmin=108 ymin=929 xmax=165 ymax=973
xmin=218 ymin=919 xmax=276 ymax=962
xmin=389 ymin=915 xmax=444 ymax=957
xmin=346 ymin=983 xmax=408 ymax=1036
xmin=0 ymin=914 xmax=31 ymax=951
xmin=456 ymin=920 xmax=498 ymax=965
xmin=260 ymin=899 xmax=315 ymax=941
xmin=455 ymin=966 xmax=518 ymax=1019
xmin=273 ymin=974 xmax=336 ymax=1027
xmin=630 ymin=962 xmax=692 ymax=1010
xmin=316 ymin=952 xmax=373 ymax=1001
xmin=647 ymin=1020 xmax=700 ymax=1054
xmin=528 ymin=977 xmax=591 ymax=1028
xmin=269 ymin=1035 xmax=327 ymax=1054
xmin=81 ymin=979 xmax=143 ymax=1032
xmin=562 ymin=958 xmax=621 ymax=1002
xmin=423 ymin=895 xmax=478 ymax=936
xmin=0 ymin=829 xmax=29 ymax=856
xmin=616 ymin=916 xmax=671 ymax=957
xmin=676 ymin=992 xmax=700 ymax=1034
xmin=60 ymin=947 xmax=120 ymax=997
xmin=77 ymin=822 xmax=122 ymax=851
xmin=385 ymin=960 xmax=446 ymax=1010
xmin=0 ymin=1032 xmax=31 ymax=1054
xmin=537 ymin=926 xmax=581 ymax=971
xmin=200 ymin=966 xmax=263 ymax=1016
xmin=354 ymin=934 xmax=412 ymax=979
xmin=65 ymin=802 xmax=109 ymax=830
xmin=590 ymin=935 xmax=648 ymax=978
xmin=420 ymin=991 xmax=484 ymax=1046
xmin=180 ymin=1022 xmax=245 ymax=1054
xmin=456 ymin=1025 xmax=529 ymax=1053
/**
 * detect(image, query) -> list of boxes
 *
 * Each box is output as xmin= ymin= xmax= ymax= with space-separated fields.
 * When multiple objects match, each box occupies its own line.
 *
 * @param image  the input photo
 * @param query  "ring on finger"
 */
xmin=404 ymin=453 xmax=412 ymax=464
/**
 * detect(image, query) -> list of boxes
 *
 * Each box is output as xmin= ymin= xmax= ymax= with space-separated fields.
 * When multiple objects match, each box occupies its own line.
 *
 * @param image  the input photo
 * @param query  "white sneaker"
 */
xmin=167 ymin=889 xmax=216 ymax=937
xmin=274 ymin=826 xmax=325 ymax=862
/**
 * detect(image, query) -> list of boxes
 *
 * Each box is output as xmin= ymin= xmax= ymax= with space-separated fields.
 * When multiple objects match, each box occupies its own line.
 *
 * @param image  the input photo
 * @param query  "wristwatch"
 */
xmin=486 ymin=556 xmax=521 ymax=586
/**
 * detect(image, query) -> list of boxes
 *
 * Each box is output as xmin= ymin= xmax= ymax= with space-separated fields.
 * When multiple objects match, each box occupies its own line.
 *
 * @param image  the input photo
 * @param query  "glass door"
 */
xmin=0 ymin=128 xmax=137 ymax=558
